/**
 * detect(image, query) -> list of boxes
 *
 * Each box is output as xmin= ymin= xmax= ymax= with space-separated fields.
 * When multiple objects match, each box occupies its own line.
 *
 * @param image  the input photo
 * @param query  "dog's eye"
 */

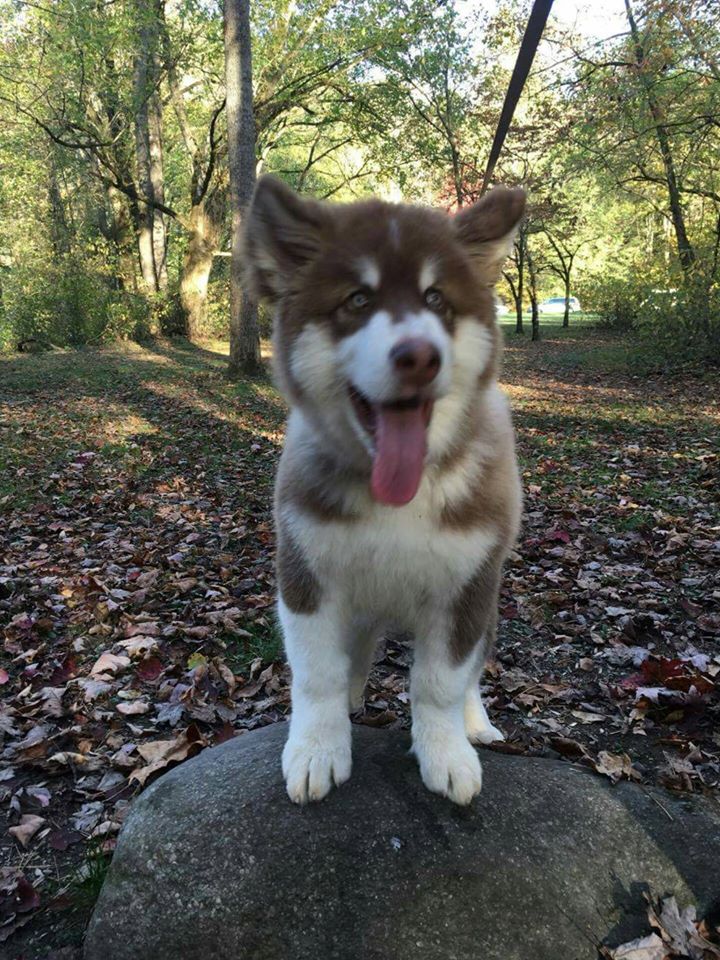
xmin=347 ymin=290 xmax=370 ymax=310
xmin=424 ymin=287 xmax=445 ymax=310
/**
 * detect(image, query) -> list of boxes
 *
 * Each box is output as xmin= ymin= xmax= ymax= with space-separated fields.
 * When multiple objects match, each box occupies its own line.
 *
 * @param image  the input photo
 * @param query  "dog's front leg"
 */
xmin=280 ymin=598 xmax=352 ymax=804
xmin=411 ymin=615 xmax=483 ymax=805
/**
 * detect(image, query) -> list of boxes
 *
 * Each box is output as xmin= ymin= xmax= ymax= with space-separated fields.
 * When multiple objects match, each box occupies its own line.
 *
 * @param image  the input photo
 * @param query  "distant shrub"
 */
xmin=0 ymin=255 xmax=151 ymax=349
xmin=578 ymin=275 xmax=655 ymax=332
xmin=579 ymin=272 xmax=720 ymax=365
xmin=636 ymin=277 xmax=720 ymax=364
xmin=203 ymin=276 xmax=272 ymax=340
xmin=203 ymin=278 xmax=232 ymax=339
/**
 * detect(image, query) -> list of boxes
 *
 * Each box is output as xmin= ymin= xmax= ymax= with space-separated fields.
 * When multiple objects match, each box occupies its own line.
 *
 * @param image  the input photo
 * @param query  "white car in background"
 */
xmin=537 ymin=296 xmax=581 ymax=314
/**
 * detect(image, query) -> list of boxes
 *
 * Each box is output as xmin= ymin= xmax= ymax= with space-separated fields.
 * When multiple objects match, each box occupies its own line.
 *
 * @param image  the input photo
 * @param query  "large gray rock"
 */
xmin=85 ymin=724 xmax=720 ymax=960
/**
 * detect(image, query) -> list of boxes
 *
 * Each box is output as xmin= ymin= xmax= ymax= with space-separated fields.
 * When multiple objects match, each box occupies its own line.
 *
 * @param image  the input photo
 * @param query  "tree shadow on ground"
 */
xmin=0 ymin=340 xmax=285 ymax=511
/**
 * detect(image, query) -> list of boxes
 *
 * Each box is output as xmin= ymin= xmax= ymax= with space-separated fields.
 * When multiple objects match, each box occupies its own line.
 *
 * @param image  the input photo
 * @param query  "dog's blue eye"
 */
xmin=347 ymin=290 xmax=369 ymax=310
xmin=424 ymin=288 xmax=444 ymax=309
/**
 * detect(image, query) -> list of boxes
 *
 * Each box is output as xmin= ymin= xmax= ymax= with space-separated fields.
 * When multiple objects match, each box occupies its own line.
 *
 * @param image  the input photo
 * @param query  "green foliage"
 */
xmin=637 ymin=278 xmax=720 ymax=363
xmin=0 ymin=254 xmax=151 ymax=350
xmin=0 ymin=0 xmax=719 ymax=364
xmin=578 ymin=275 xmax=655 ymax=332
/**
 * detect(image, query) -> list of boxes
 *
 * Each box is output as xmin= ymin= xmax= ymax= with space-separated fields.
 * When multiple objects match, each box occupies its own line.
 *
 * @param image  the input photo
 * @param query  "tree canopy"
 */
xmin=0 ymin=0 xmax=718 ymax=366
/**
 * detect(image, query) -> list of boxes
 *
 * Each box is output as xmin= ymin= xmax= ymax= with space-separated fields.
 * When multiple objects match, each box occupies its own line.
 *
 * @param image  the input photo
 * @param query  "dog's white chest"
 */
xmin=286 ymin=484 xmax=496 ymax=624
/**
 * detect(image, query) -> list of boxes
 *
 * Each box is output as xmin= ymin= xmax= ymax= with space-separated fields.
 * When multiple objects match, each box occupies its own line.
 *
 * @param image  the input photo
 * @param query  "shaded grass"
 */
xmin=498 ymin=312 xmax=718 ymax=377
xmin=2 ymin=328 xmax=717 ymax=529
xmin=0 ymin=339 xmax=284 ymax=511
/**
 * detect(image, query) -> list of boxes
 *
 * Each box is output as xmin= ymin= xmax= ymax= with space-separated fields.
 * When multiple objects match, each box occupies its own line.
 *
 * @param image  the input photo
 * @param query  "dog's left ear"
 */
xmin=454 ymin=186 xmax=526 ymax=285
xmin=243 ymin=175 xmax=330 ymax=301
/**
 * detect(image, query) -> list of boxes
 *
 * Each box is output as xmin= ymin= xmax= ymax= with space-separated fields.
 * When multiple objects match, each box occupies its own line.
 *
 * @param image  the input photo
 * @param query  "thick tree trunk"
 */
xmin=225 ymin=0 xmax=262 ymax=379
xmin=179 ymin=188 xmax=226 ymax=339
xmin=562 ymin=275 xmax=571 ymax=328
xmin=133 ymin=0 xmax=167 ymax=293
xmin=110 ymin=189 xmax=139 ymax=292
xmin=624 ymin=0 xmax=695 ymax=275
xmin=180 ymin=210 xmax=215 ymax=340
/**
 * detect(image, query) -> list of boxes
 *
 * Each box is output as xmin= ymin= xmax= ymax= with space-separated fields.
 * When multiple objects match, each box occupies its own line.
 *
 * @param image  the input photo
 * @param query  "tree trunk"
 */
xmin=48 ymin=153 xmax=71 ymax=257
xmin=133 ymin=0 xmax=167 ymax=293
xmin=148 ymin=87 xmax=168 ymax=290
xmin=179 ymin=187 xmax=227 ymax=339
xmin=624 ymin=0 xmax=695 ymax=275
xmin=515 ymin=235 xmax=525 ymax=334
xmin=527 ymin=249 xmax=540 ymax=342
xmin=562 ymin=274 xmax=571 ymax=328
xmin=503 ymin=272 xmax=524 ymax=334
xmin=225 ymin=0 xmax=262 ymax=379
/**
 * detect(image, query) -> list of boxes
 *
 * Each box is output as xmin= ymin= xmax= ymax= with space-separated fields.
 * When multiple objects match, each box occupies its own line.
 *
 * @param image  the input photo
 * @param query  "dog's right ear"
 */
xmin=243 ymin=175 xmax=328 ymax=301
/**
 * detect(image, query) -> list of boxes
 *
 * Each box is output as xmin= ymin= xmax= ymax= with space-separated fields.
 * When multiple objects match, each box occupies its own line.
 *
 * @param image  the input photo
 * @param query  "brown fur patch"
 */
xmin=276 ymin=444 xmax=362 ymax=523
xmin=439 ymin=392 xmax=520 ymax=534
xmin=276 ymin=521 xmax=321 ymax=614
xmin=440 ymin=444 xmax=518 ymax=539
xmin=450 ymin=547 xmax=506 ymax=663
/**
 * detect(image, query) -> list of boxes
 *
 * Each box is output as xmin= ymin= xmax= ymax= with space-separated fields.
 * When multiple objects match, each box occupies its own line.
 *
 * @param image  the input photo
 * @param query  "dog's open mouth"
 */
xmin=349 ymin=386 xmax=433 ymax=507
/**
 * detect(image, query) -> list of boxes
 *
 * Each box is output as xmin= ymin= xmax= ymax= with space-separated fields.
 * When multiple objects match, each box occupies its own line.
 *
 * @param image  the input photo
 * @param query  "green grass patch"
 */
xmin=224 ymin=619 xmax=284 ymax=671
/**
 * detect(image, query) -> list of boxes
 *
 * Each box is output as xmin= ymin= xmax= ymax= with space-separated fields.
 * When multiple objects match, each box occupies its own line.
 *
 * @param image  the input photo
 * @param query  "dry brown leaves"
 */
xmin=604 ymin=894 xmax=720 ymax=959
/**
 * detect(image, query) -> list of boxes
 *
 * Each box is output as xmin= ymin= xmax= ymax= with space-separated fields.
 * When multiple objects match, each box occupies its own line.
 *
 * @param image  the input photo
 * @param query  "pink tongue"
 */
xmin=370 ymin=405 xmax=427 ymax=506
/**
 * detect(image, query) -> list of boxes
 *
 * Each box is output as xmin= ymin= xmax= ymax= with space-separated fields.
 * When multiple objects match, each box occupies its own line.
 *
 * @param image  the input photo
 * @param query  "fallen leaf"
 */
xmin=130 ymin=727 xmax=207 ymax=787
xmin=571 ymin=710 xmax=605 ymax=724
xmin=595 ymin=751 xmax=640 ymax=783
xmin=648 ymin=894 xmax=720 ymax=959
xmin=548 ymin=736 xmax=589 ymax=760
xmin=118 ymin=636 xmax=158 ymax=657
xmin=116 ymin=699 xmax=150 ymax=716
xmin=90 ymin=652 xmax=130 ymax=676
xmin=136 ymin=657 xmax=163 ymax=681
xmin=14 ymin=875 xmax=41 ymax=913
xmin=608 ymin=932 xmax=666 ymax=960
xmin=76 ymin=677 xmax=112 ymax=700
xmin=48 ymin=828 xmax=82 ymax=851
xmin=8 ymin=814 xmax=46 ymax=847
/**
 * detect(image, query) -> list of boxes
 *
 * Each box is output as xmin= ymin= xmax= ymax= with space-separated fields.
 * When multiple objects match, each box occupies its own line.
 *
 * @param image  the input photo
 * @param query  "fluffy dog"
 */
xmin=244 ymin=176 xmax=525 ymax=805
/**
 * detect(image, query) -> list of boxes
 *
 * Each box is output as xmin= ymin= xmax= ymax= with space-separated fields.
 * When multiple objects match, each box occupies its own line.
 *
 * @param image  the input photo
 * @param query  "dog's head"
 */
xmin=244 ymin=176 xmax=525 ymax=506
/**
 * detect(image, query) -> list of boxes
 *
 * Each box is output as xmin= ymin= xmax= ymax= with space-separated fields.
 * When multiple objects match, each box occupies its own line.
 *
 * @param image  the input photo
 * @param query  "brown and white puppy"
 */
xmin=244 ymin=176 xmax=525 ymax=805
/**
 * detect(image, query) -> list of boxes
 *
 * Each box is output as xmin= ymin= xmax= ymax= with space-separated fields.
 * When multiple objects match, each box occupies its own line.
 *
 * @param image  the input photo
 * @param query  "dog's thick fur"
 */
xmin=244 ymin=176 xmax=525 ymax=805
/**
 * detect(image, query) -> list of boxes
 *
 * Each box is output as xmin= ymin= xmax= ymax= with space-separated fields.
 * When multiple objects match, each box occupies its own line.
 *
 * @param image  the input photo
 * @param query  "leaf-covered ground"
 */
xmin=1 ymin=324 xmax=719 ymax=957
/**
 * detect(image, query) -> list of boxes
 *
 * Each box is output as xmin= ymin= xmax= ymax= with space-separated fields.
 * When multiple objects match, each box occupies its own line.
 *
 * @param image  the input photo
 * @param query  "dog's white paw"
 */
xmin=282 ymin=730 xmax=352 ymax=804
xmin=413 ymin=733 xmax=483 ymax=806
xmin=466 ymin=720 xmax=505 ymax=745
xmin=464 ymin=688 xmax=505 ymax=745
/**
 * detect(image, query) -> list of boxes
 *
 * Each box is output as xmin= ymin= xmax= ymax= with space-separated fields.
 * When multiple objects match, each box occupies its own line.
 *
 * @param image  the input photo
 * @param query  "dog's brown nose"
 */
xmin=390 ymin=338 xmax=441 ymax=387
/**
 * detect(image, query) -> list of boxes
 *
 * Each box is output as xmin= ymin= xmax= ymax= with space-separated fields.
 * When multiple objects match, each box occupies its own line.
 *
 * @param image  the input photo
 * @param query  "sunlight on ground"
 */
xmin=193 ymin=338 xmax=274 ymax=361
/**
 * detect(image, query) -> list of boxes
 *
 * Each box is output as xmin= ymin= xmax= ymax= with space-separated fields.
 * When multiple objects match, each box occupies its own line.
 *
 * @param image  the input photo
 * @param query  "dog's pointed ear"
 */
xmin=243 ymin=175 xmax=329 ymax=301
xmin=454 ymin=186 xmax=526 ymax=285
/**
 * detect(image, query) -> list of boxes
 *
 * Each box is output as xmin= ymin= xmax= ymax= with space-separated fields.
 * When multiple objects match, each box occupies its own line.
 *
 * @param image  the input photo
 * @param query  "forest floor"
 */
xmin=1 ymin=321 xmax=719 ymax=958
